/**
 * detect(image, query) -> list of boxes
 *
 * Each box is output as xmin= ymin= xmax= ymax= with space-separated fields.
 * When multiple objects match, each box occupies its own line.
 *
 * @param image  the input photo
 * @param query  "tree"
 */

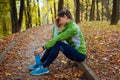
xmin=101 ymin=0 xmax=104 ymax=21
xmin=111 ymin=0 xmax=119 ymax=25
xmin=25 ymin=0 xmax=32 ymax=29
xmin=85 ymin=0 xmax=89 ymax=21
xmin=18 ymin=0 xmax=24 ymax=30
xmin=54 ymin=0 xmax=56 ymax=18
xmin=50 ymin=7 xmax=54 ymax=23
xmin=106 ymin=0 xmax=110 ymax=21
xmin=96 ymin=0 xmax=100 ymax=20
xmin=75 ymin=0 xmax=80 ymax=23
xmin=9 ymin=0 xmax=18 ymax=33
xmin=90 ymin=0 xmax=95 ymax=21
xmin=37 ymin=0 xmax=41 ymax=26
xmin=80 ymin=0 xmax=84 ymax=21
xmin=58 ymin=0 xmax=64 ymax=12
xmin=9 ymin=0 xmax=24 ymax=33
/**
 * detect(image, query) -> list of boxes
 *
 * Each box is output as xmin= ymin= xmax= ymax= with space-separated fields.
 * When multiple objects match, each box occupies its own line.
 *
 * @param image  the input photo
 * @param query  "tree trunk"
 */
xmin=101 ymin=0 xmax=104 ymax=21
xmin=37 ymin=0 xmax=41 ymax=26
xmin=106 ymin=0 xmax=110 ymax=21
xmin=9 ymin=0 xmax=24 ymax=33
xmin=118 ymin=0 xmax=119 ymax=20
xmin=51 ymin=8 xmax=54 ymax=23
xmin=26 ymin=0 xmax=32 ymax=29
xmin=111 ymin=0 xmax=119 ymax=25
xmin=119 ymin=1 xmax=120 ymax=20
xmin=85 ymin=0 xmax=89 ymax=21
xmin=58 ymin=0 xmax=64 ymax=12
xmin=9 ymin=0 xmax=18 ymax=33
xmin=90 ymin=0 xmax=95 ymax=21
xmin=80 ymin=0 xmax=84 ymax=21
xmin=96 ymin=0 xmax=100 ymax=20
xmin=54 ymin=0 xmax=56 ymax=18
xmin=75 ymin=0 xmax=80 ymax=23
xmin=18 ymin=0 xmax=24 ymax=31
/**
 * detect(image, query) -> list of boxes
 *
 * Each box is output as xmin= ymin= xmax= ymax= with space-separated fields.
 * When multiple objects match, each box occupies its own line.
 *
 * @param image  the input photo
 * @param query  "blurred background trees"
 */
xmin=0 ymin=0 xmax=119 ymax=37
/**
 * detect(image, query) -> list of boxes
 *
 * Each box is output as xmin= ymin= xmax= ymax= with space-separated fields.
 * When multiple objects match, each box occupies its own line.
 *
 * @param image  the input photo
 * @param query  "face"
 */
xmin=58 ymin=15 xmax=68 ymax=26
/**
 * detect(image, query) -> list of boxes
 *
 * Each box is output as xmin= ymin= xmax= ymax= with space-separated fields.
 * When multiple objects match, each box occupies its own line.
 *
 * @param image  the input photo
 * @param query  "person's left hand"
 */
xmin=34 ymin=47 xmax=44 ymax=55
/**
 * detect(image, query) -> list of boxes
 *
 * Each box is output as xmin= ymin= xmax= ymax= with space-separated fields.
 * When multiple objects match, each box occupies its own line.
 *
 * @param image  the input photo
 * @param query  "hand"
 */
xmin=34 ymin=47 xmax=44 ymax=55
xmin=54 ymin=17 xmax=59 ymax=26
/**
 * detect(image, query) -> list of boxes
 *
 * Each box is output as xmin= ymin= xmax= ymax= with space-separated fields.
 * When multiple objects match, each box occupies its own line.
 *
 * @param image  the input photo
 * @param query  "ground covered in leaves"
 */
xmin=80 ymin=21 xmax=120 ymax=80
xmin=0 ymin=24 xmax=85 ymax=80
xmin=0 ymin=21 xmax=120 ymax=80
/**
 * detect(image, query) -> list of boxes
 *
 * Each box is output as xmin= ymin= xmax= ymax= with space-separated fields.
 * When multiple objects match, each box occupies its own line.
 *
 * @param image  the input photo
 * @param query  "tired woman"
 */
xmin=28 ymin=10 xmax=86 ymax=75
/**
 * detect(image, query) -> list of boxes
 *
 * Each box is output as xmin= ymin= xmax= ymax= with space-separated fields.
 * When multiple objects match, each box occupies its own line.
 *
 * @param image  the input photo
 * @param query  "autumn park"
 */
xmin=0 ymin=0 xmax=120 ymax=80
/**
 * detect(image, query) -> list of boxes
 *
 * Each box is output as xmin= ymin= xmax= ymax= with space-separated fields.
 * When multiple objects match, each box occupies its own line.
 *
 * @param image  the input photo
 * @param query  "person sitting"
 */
xmin=28 ymin=10 xmax=86 ymax=75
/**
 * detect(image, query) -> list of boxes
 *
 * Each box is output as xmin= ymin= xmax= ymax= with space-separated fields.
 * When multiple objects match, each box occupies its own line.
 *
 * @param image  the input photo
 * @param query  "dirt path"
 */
xmin=0 ymin=25 xmax=85 ymax=80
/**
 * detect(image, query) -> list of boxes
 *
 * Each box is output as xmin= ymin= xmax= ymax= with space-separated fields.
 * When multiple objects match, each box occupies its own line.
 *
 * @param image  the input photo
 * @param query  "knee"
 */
xmin=56 ymin=41 xmax=62 ymax=45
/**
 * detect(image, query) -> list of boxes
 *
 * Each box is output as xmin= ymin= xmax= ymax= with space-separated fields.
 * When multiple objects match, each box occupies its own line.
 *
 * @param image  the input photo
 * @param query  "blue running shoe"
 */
xmin=28 ymin=63 xmax=40 ymax=70
xmin=30 ymin=66 xmax=49 ymax=75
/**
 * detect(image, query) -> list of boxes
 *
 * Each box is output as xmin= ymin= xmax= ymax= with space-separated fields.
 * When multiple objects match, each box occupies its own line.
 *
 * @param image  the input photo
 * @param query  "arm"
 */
xmin=52 ymin=26 xmax=58 ymax=38
xmin=44 ymin=26 xmax=77 ymax=49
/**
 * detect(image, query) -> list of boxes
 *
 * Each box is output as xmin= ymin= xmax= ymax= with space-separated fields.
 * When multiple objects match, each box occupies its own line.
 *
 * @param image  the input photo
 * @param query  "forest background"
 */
xmin=0 ymin=0 xmax=119 ymax=37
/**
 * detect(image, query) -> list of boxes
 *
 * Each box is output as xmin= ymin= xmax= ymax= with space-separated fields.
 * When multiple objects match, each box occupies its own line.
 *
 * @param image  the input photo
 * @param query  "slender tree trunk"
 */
xmin=54 ymin=0 xmax=56 ymax=18
xmin=90 ymin=0 xmax=95 ymax=21
xmin=75 ymin=0 xmax=80 ymax=23
xmin=118 ymin=1 xmax=120 ymax=20
xmin=51 ymin=8 xmax=54 ymax=23
xmin=38 ymin=6 xmax=41 ymax=26
xmin=18 ymin=0 xmax=24 ymax=31
xmin=26 ymin=0 xmax=32 ymax=29
xmin=85 ymin=0 xmax=89 ymax=21
xmin=101 ymin=0 xmax=104 ymax=21
xmin=80 ymin=0 xmax=84 ymax=21
xmin=46 ymin=1 xmax=49 ymax=24
xmin=58 ymin=0 xmax=64 ymax=12
xmin=106 ymin=0 xmax=110 ymax=21
xmin=111 ymin=0 xmax=119 ymax=25
xmin=96 ymin=0 xmax=100 ymax=20
xmin=37 ymin=0 xmax=41 ymax=26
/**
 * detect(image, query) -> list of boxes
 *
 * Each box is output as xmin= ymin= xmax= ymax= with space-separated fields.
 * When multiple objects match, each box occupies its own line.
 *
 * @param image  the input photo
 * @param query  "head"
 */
xmin=57 ymin=10 xmax=73 ymax=25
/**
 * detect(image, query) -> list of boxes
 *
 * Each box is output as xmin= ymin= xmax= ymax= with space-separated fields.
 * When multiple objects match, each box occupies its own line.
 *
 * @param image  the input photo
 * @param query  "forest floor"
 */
xmin=0 ymin=21 xmax=120 ymax=80
xmin=0 ymin=24 xmax=86 ymax=80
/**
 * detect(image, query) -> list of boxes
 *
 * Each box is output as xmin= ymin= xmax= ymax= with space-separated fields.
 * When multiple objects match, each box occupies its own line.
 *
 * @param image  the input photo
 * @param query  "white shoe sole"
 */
xmin=30 ymin=70 xmax=49 ymax=76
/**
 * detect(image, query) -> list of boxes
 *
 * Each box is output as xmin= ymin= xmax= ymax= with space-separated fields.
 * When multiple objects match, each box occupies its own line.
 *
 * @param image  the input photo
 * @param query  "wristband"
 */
xmin=42 ymin=46 xmax=45 ymax=50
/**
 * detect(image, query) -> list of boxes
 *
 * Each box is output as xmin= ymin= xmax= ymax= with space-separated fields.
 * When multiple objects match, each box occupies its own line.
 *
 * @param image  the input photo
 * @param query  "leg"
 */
xmin=56 ymin=41 xmax=86 ymax=62
xmin=28 ymin=54 xmax=41 ymax=70
xmin=30 ymin=41 xmax=86 ymax=75
xmin=28 ymin=48 xmax=51 ymax=70
xmin=30 ymin=48 xmax=52 ymax=75
xmin=40 ymin=48 xmax=52 ymax=63
xmin=30 ymin=42 xmax=61 ymax=75
xmin=43 ymin=41 xmax=86 ymax=67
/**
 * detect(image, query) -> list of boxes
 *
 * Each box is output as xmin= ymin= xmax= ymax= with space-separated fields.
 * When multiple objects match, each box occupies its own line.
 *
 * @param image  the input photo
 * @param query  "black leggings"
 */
xmin=41 ymin=41 xmax=86 ymax=67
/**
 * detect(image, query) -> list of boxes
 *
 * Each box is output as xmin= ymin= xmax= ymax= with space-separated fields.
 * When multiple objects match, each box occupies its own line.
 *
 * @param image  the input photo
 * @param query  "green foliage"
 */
xmin=0 ymin=0 xmax=11 ymax=38
xmin=64 ymin=0 xmax=75 ymax=19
